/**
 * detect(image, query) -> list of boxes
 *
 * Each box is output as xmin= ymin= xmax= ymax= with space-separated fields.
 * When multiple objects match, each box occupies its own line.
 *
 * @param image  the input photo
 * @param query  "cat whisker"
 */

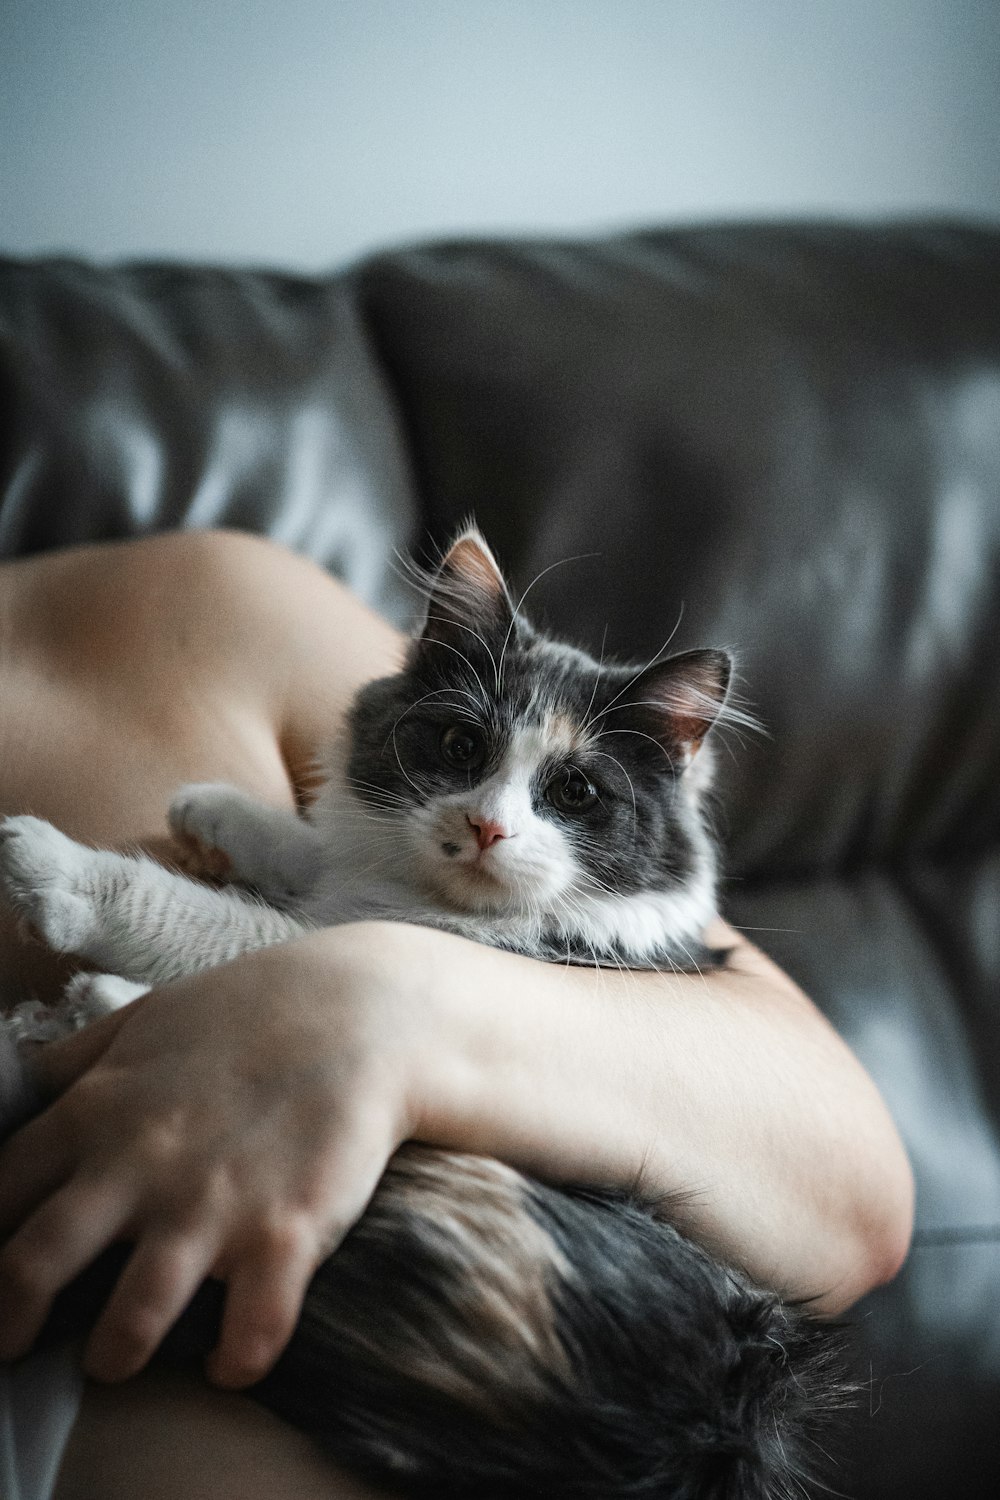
xmin=383 ymin=684 xmax=496 ymax=796
xmin=388 ymin=544 xmax=438 ymax=600
xmin=384 ymin=685 xmax=487 ymax=742
xmin=586 ymin=749 xmax=638 ymax=837
xmin=497 ymin=552 xmax=598 ymax=692
xmin=345 ymin=786 xmax=412 ymax=808
xmin=345 ymin=797 xmax=410 ymax=817
xmin=587 ymin=607 xmax=686 ymax=723
xmin=669 ymin=936 xmax=711 ymax=989
xmin=339 ymin=810 xmax=409 ymax=832
xmin=595 ymin=695 xmax=760 ymax=753
xmin=421 ymin=616 xmax=499 ymax=703
xmin=579 ymin=624 xmax=609 ymax=739
xmin=591 ymin=725 xmax=678 ymax=770
xmin=345 ymin=779 xmax=412 ymax=805
xmin=388 ymin=727 xmax=427 ymax=798
xmin=332 ymin=845 xmax=417 ymax=889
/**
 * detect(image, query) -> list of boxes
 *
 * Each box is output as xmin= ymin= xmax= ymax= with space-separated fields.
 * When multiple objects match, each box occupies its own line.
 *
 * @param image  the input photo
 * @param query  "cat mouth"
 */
xmin=439 ymin=838 xmax=505 ymax=879
xmin=461 ymin=857 xmax=506 ymax=884
xmin=433 ymin=843 xmax=512 ymax=897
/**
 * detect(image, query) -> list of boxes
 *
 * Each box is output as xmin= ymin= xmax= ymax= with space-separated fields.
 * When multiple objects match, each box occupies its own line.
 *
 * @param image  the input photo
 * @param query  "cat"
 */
xmin=0 ymin=529 xmax=846 ymax=1498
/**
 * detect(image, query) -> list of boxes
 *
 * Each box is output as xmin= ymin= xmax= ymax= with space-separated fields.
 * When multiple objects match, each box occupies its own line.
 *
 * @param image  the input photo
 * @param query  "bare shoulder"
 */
xmin=5 ymin=530 xmax=403 ymax=720
xmin=1 ymin=529 xmax=407 ymax=803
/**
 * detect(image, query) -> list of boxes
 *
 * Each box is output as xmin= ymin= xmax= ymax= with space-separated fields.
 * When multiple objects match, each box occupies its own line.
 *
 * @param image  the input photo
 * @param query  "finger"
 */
xmin=207 ymin=1123 xmax=396 ymax=1392
xmin=0 ymin=1176 xmax=128 ymax=1360
xmin=0 ymin=1104 xmax=78 ymax=1239
xmin=83 ymin=1231 xmax=218 ymax=1383
xmin=208 ymin=1216 xmax=320 ymax=1389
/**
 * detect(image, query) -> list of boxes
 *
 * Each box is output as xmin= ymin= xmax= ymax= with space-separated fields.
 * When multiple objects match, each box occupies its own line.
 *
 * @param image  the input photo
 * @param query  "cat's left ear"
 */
xmin=625 ymin=648 xmax=732 ymax=763
xmin=418 ymin=528 xmax=514 ymax=653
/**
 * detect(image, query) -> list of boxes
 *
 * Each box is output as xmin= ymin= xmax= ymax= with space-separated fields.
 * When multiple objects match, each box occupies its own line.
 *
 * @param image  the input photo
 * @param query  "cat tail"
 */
xmin=33 ymin=1133 xmax=852 ymax=1500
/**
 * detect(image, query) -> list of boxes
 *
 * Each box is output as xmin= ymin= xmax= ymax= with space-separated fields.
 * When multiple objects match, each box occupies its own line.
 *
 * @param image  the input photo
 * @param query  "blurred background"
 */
xmin=2 ymin=0 xmax=999 ymax=271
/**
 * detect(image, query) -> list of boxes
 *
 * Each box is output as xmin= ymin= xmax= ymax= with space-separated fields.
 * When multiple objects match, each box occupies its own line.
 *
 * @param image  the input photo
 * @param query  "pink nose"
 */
xmin=467 ymin=815 xmax=508 ymax=851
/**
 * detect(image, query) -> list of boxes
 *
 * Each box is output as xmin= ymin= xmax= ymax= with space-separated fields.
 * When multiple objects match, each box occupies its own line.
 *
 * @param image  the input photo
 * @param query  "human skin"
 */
xmin=0 ymin=530 xmax=914 ymax=1496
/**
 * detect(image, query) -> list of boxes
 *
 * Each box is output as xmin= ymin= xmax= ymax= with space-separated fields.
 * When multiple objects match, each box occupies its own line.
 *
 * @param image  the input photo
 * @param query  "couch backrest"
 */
xmin=353 ymin=223 xmax=1000 ymax=884
xmin=0 ymin=257 xmax=417 ymax=621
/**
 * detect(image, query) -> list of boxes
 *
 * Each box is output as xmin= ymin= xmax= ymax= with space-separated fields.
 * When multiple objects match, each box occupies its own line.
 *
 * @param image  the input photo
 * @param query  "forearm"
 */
xmin=10 ymin=914 xmax=911 ymax=1390
xmin=386 ymin=919 xmax=913 ymax=1314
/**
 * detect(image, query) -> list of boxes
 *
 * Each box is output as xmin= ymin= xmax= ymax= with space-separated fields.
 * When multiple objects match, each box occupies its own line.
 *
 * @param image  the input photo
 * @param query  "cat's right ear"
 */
xmin=417 ymin=529 xmax=514 ymax=654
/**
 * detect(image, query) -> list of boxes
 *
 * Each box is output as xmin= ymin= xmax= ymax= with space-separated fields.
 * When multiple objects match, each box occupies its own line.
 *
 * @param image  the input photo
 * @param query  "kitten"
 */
xmin=0 ymin=530 xmax=846 ymax=1498
xmin=1 ymin=531 xmax=731 ymax=1000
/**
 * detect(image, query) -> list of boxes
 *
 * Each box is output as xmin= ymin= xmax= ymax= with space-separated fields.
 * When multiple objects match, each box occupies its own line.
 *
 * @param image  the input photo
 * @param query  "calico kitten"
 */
xmin=0 ymin=530 xmax=846 ymax=1499
xmin=1 ymin=532 xmax=732 ymax=995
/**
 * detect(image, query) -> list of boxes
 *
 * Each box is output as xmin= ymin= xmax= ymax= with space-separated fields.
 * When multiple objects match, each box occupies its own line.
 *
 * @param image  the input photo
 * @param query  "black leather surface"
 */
xmin=2 ymin=222 xmax=999 ymax=1494
xmin=0 ymin=257 xmax=418 ymax=620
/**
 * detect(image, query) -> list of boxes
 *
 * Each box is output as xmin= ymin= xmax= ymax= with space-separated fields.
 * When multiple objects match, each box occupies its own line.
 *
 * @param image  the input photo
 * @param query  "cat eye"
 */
xmin=440 ymin=724 xmax=486 ymax=770
xmin=546 ymin=768 xmax=599 ymax=814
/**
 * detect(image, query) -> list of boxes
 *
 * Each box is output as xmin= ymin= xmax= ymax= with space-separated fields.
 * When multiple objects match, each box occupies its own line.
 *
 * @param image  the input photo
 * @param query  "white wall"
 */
xmin=2 ymin=0 xmax=998 ymax=270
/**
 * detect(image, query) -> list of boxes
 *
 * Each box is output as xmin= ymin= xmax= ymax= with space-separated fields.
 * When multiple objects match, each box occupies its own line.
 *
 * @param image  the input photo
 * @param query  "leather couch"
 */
xmin=2 ymin=220 xmax=999 ymax=1497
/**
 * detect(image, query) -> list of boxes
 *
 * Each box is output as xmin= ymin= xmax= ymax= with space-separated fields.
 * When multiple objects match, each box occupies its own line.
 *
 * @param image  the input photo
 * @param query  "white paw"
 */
xmin=0 ymin=816 xmax=100 ymax=954
xmin=62 ymin=971 xmax=149 ymax=1021
xmin=168 ymin=783 xmax=239 ymax=871
xmin=4 ymin=997 xmax=73 ymax=1044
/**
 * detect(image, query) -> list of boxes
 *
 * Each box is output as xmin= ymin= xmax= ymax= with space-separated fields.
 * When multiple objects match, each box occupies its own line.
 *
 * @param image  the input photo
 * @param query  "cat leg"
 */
xmin=0 ymin=815 xmax=309 ymax=987
xmin=169 ymin=783 xmax=326 ymax=906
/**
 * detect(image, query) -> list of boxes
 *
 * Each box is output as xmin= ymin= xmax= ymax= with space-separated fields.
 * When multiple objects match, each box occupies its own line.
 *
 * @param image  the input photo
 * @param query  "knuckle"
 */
xmin=156 ymin=1187 xmax=214 ymax=1235
xmin=254 ymin=1210 xmax=318 ymax=1266
xmin=135 ymin=1119 xmax=185 ymax=1168
xmin=128 ymin=1256 xmax=186 ymax=1310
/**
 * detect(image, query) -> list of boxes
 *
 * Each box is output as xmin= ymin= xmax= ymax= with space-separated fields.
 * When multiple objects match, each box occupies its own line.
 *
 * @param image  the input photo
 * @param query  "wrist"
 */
xmin=305 ymin=920 xmax=449 ymax=1146
xmin=359 ymin=921 xmax=651 ymax=1192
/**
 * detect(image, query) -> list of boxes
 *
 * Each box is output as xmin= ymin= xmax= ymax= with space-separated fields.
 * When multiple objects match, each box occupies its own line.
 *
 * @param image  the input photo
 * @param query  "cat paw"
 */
xmin=62 ymin=971 xmax=150 ymax=1021
xmin=168 ymin=783 xmax=235 ymax=878
xmin=0 ymin=815 xmax=100 ymax=955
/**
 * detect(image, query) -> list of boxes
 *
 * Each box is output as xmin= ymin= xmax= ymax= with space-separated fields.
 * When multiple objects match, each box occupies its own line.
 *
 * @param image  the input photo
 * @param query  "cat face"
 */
xmin=345 ymin=531 xmax=732 ymax=938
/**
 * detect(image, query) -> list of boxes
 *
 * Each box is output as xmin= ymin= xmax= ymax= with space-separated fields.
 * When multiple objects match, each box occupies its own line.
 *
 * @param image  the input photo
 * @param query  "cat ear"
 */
xmin=418 ymin=528 xmax=514 ymax=652
xmin=623 ymin=649 xmax=732 ymax=761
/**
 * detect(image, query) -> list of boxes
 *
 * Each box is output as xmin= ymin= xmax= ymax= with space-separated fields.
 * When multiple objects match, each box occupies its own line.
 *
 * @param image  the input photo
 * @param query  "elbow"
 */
xmin=825 ymin=1132 xmax=915 ymax=1316
xmin=867 ymin=1146 xmax=916 ymax=1291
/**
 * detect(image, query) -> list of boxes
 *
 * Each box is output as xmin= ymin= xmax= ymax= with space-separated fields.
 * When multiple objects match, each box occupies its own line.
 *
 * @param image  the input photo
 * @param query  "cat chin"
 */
xmin=419 ymin=853 xmax=557 ymax=917
xmin=424 ymin=861 xmax=519 ymax=914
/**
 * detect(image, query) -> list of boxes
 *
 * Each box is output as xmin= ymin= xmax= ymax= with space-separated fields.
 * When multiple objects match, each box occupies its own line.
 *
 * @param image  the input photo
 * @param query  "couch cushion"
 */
xmin=0 ymin=257 xmax=418 ymax=621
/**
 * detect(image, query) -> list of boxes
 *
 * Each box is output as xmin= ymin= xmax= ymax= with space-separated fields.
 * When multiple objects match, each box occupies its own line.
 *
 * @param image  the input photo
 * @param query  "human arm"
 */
xmin=0 ymin=910 xmax=913 ymax=1390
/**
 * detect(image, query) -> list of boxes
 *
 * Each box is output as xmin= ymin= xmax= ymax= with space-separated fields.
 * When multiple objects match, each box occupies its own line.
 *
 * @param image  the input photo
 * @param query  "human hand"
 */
xmin=0 ymin=924 xmax=425 ymax=1388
